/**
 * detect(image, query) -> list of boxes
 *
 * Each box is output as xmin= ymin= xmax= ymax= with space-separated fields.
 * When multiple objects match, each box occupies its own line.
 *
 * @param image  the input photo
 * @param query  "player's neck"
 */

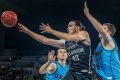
xmin=58 ymin=60 xmax=66 ymax=67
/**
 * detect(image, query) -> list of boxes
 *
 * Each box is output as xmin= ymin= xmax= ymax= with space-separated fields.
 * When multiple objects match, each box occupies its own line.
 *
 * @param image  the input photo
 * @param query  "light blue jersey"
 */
xmin=45 ymin=61 xmax=69 ymax=80
xmin=93 ymin=38 xmax=120 ymax=80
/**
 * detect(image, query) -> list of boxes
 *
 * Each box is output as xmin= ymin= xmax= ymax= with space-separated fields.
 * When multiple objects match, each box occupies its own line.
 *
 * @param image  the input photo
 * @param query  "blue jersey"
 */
xmin=93 ymin=38 xmax=120 ymax=80
xmin=45 ymin=61 xmax=69 ymax=80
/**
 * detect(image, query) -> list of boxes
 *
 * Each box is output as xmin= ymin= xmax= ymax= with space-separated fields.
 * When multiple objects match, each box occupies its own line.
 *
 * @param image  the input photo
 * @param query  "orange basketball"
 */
xmin=1 ymin=11 xmax=18 ymax=27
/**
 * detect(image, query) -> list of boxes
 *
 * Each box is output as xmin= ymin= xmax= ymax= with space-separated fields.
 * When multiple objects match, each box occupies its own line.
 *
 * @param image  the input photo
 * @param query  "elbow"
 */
xmin=41 ymin=39 xmax=49 ymax=45
xmin=96 ymin=26 xmax=105 ymax=34
xmin=99 ymin=29 xmax=105 ymax=35
xmin=39 ymin=68 xmax=44 ymax=74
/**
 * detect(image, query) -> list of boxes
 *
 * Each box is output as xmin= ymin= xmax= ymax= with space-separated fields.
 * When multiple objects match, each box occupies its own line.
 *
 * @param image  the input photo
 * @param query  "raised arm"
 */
xmin=84 ymin=2 xmax=112 ymax=42
xmin=18 ymin=23 xmax=65 ymax=48
xmin=39 ymin=50 xmax=56 ymax=74
xmin=84 ymin=2 xmax=115 ymax=50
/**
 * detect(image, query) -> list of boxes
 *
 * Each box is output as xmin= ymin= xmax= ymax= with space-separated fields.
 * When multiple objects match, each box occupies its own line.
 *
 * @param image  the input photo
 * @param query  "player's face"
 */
xmin=57 ymin=49 xmax=68 ymax=60
xmin=103 ymin=25 xmax=111 ymax=34
xmin=99 ymin=25 xmax=110 ymax=39
xmin=67 ymin=21 xmax=77 ymax=34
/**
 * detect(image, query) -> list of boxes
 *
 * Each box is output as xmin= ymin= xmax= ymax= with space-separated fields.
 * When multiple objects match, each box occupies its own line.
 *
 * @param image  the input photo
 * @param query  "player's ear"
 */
xmin=76 ymin=26 xmax=80 ymax=32
xmin=108 ymin=31 xmax=112 ymax=36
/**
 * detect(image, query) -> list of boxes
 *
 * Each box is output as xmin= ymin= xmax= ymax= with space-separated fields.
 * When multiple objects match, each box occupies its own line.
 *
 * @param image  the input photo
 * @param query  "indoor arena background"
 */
xmin=0 ymin=0 xmax=120 ymax=80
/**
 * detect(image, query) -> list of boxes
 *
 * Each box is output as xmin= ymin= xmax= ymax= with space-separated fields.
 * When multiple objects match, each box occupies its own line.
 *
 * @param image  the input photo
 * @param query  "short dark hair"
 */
xmin=70 ymin=20 xmax=86 ymax=31
xmin=103 ymin=23 xmax=116 ymax=36
xmin=57 ymin=48 xmax=66 ymax=55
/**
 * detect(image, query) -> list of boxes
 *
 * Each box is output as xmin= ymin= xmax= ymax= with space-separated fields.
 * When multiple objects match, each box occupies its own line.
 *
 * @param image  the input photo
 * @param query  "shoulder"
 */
xmin=79 ymin=31 xmax=91 ymax=45
xmin=78 ymin=31 xmax=90 ymax=39
xmin=59 ymin=39 xmax=65 ymax=42
xmin=47 ymin=62 xmax=57 ymax=74
xmin=79 ymin=31 xmax=89 ymax=35
xmin=49 ymin=62 xmax=57 ymax=69
xmin=101 ymin=38 xmax=115 ymax=50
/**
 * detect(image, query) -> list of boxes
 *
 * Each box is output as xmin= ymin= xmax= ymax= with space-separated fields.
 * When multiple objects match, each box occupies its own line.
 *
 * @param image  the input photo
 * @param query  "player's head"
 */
xmin=57 ymin=48 xmax=68 ymax=61
xmin=67 ymin=20 xmax=86 ymax=34
xmin=99 ymin=23 xmax=116 ymax=38
xmin=103 ymin=23 xmax=116 ymax=36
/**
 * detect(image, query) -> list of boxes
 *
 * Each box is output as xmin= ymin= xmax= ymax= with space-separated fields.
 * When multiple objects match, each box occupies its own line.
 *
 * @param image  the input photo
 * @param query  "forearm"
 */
xmin=85 ymin=13 xmax=104 ymax=33
xmin=26 ymin=30 xmax=48 ymax=44
xmin=39 ymin=61 xmax=52 ymax=74
xmin=51 ymin=30 xmax=70 ymax=40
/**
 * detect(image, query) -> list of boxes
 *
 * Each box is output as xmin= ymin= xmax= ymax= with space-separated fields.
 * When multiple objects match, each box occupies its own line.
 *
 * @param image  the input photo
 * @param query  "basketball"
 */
xmin=1 ymin=11 xmax=18 ymax=27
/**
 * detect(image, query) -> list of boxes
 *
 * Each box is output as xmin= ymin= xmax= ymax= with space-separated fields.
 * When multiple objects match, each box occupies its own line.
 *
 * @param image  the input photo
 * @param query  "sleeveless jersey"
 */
xmin=65 ymin=40 xmax=91 ymax=73
xmin=45 ymin=61 xmax=69 ymax=80
xmin=93 ymin=38 xmax=120 ymax=80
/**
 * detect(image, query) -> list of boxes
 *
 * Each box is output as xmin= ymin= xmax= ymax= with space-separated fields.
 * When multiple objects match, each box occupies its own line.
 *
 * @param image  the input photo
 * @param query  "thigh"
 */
xmin=81 ymin=73 xmax=92 ymax=80
xmin=71 ymin=72 xmax=81 ymax=80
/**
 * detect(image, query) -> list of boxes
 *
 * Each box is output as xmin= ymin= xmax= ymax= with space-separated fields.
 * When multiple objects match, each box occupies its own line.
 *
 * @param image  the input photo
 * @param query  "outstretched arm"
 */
xmin=39 ymin=50 xmax=56 ymax=74
xmin=18 ymin=23 xmax=65 ymax=48
xmin=39 ymin=23 xmax=90 ymax=43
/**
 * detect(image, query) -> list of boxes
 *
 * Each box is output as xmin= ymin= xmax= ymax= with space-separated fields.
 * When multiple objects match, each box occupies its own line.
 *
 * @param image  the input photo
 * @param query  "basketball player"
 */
xmin=18 ymin=19 xmax=92 ymax=80
xmin=84 ymin=2 xmax=120 ymax=80
xmin=39 ymin=49 xmax=69 ymax=80
xmin=39 ymin=20 xmax=92 ymax=80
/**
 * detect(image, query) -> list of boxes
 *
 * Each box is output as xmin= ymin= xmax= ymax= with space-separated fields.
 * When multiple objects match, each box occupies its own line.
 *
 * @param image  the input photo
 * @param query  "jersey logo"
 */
xmin=55 ymin=74 xmax=63 ymax=79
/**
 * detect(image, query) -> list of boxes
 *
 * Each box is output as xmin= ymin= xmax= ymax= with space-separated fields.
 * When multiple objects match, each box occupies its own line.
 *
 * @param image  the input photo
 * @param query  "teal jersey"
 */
xmin=93 ymin=38 xmax=120 ymax=80
xmin=45 ymin=61 xmax=69 ymax=80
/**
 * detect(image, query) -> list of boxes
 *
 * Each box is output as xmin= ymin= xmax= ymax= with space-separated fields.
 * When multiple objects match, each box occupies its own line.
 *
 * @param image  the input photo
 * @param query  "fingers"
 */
xmin=47 ymin=23 xmax=49 ymax=26
xmin=39 ymin=24 xmax=45 ymax=28
xmin=85 ymin=1 xmax=87 ymax=5
xmin=39 ymin=23 xmax=49 ymax=28
xmin=19 ymin=30 xmax=23 ymax=32
xmin=39 ymin=27 xmax=45 ymax=30
xmin=18 ymin=27 xmax=24 ymax=32
xmin=51 ymin=50 xmax=55 ymax=54
xmin=48 ymin=50 xmax=55 ymax=56
xmin=84 ymin=2 xmax=86 ymax=7
xmin=18 ymin=24 xmax=23 ymax=32
xmin=18 ymin=23 xmax=24 ymax=28
xmin=48 ymin=50 xmax=55 ymax=61
xmin=48 ymin=50 xmax=56 ymax=61
xmin=41 ymin=23 xmax=46 ymax=26
xmin=54 ymin=55 xmax=56 ymax=60
xmin=17 ymin=23 xmax=26 ymax=32
xmin=39 ymin=27 xmax=46 ymax=33
xmin=39 ymin=24 xmax=47 ymax=28
xmin=18 ymin=23 xmax=23 ymax=27
xmin=41 ymin=31 xmax=46 ymax=33
xmin=39 ymin=23 xmax=47 ymax=33
xmin=84 ymin=1 xmax=88 ymax=8
xmin=39 ymin=24 xmax=46 ymax=30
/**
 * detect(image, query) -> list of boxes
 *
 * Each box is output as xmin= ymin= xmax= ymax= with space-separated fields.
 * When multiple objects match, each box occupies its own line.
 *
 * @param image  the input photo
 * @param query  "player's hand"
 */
xmin=84 ymin=1 xmax=90 ymax=15
xmin=48 ymin=50 xmax=56 ymax=62
xmin=39 ymin=23 xmax=54 ymax=34
xmin=18 ymin=23 xmax=29 ymax=33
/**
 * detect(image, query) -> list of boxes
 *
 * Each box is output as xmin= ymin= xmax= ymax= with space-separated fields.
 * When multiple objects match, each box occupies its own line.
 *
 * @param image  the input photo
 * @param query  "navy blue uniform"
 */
xmin=62 ymin=40 xmax=92 ymax=80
